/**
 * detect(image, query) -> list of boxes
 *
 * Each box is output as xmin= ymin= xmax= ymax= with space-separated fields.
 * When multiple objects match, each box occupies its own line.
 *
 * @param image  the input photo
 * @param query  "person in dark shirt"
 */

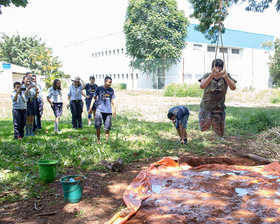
xmin=88 ymin=76 xmax=116 ymax=142
xmin=198 ymin=59 xmax=237 ymax=137
xmin=167 ymin=106 xmax=190 ymax=145
xmin=85 ymin=76 xmax=98 ymax=125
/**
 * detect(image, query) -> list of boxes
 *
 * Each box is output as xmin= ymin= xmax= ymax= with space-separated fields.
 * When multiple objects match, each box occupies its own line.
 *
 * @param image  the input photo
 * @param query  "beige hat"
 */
xmin=71 ymin=76 xmax=80 ymax=82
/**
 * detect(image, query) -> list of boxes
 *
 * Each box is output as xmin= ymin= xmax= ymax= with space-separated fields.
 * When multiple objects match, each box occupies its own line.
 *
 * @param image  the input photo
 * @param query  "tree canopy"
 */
xmin=124 ymin=0 xmax=189 ymax=76
xmin=0 ymin=34 xmax=66 ymax=87
xmin=189 ymin=0 xmax=280 ymax=42
xmin=0 ymin=0 xmax=28 ymax=14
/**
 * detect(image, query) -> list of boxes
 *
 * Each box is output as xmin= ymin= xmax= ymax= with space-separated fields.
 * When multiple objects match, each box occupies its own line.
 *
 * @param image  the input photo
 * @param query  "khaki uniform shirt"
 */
xmin=198 ymin=73 xmax=237 ymax=111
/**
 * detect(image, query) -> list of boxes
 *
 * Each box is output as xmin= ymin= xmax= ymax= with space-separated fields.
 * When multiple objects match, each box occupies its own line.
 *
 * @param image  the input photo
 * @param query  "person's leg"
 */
xmin=37 ymin=99 xmax=43 ymax=129
xmin=70 ymin=101 xmax=77 ymax=128
xmin=198 ymin=108 xmax=212 ymax=132
xmin=13 ymin=109 xmax=20 ymax=139
xmin=181 ymin=114 xmax=189 ymax=144
xmin=104 ymin=113 xmax=112 ymax=141
xmin=212 ymin=111 xmax=226 ymax=137
xmin=29 ymin=115 xmax=35 ymax=136
xmin=20 ymin=110 xmax=27 ymax=138
xmin=86 ymin=99 xmax=92 ymax=125
xmin=95 ymin=111 xmax=102 ymax=141
xmin=77 ymin=100 xmax=83 ymax=128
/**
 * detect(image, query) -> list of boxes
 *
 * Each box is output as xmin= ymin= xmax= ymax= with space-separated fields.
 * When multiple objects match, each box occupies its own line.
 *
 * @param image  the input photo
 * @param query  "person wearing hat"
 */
xmin=67 ymin=76 xmax=86 ymax=129
xmin=85 ymin=76 xmax=98 ymax=126
xmin=167 ymin=106 xmax=190 ymax=145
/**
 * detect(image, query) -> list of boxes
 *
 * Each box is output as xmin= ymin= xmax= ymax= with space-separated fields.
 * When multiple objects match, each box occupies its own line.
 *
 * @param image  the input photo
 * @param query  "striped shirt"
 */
xmin=11 ymin=91 xmax=27 ymax=109
xmin=68 ymin=85 xmax=84 ymax=101
xmin=47 ymin=87 xmax=63 ymax=103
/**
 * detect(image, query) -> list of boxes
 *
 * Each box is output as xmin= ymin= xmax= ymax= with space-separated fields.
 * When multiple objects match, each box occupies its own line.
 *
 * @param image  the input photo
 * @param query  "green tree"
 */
xmin=189 ymin=0 xmax=280 ymax=42
xmin=124 ymin=0 xmax=189 ymax=88
xmin=269 ymin=38 xmax=280 ymax=86
xmin=0 ymin=33 xmax=65 ymax=87
xmin=0 ymin=0 xmax=28 ymax=14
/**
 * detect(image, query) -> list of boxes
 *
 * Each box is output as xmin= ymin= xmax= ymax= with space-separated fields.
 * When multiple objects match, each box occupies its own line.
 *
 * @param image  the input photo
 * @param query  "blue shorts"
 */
xmin=52 ymin=103 xmax=63 ymax=118
xmin=85 ymin=98 xmax=96 ymax=111
xmin=175 ymin=114 xmax=189 ymax=129
xmin=95 ymin=111 xmax=112 ymax=130
xmin=27 ymin=98 xmax=36 ymax=116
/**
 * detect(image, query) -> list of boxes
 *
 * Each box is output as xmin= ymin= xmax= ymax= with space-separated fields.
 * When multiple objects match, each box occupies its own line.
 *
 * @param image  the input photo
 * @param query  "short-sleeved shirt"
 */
xmin=68 ymin=85 xmax=84 ymax=101
xmin=35 ymin=83 xmax=43 ymax=100
xmin=47 ymin=87 xmax=63 ymax=103
xmin=22 ymin=84 xmax=37 ymax=100
xmin=168 ymin=106 xmax=189 ymax=125
xmin=94 ymin=86 xmax=115 ymax=113
xmin=85 ymin=83 xmax=98 ymax=99
xmin=198 ymin=73 xmax=237 ymax=111
xmin=11 ymin=90 xmax=27 ymax=109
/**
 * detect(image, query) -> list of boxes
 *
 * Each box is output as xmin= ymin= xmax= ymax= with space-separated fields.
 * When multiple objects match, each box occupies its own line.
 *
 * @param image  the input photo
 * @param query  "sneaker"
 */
xmin=183 ymin=138 xmax=188 ymax=145
xmin=18 ymin=137 xmax=23 ymax=139
xmin=55 ymin=129 xmax=61 ymax=134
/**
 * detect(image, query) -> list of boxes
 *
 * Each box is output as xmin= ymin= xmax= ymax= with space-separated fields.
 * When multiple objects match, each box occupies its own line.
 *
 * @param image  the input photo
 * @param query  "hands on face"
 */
xmin=211 ymin=67 xmax=227 ymax=79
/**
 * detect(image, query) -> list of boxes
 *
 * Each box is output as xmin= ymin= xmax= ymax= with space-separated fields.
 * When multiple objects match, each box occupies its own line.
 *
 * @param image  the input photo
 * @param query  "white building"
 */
xmin=0 ymin=62 xmax=45 ymax=92
xmin=65 ymin=24 xmax=274 ymax=90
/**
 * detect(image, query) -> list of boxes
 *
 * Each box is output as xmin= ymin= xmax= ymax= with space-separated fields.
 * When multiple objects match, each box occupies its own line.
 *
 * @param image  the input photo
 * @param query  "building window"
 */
xmin=92 ymin=53 xmax=94 ymax=58
xmin=121 ymin=48 xmax=124 ymax=54
xmin=98 ymin=52 xmax=100 ymax=57
xmin=195 ymin=74 xmax=203 ymax=79
xmin=184 ymin=74 xmax=192 ymax=79
xmin=219 ymin=48 xmax=228 ymax=53
xmin=232 ymin=49 xmax=240 ymax=54
xmin=131 ymin=74 xmax=133 ymax=79
xmin=113 ymin=74 xmax=116 ymax=79
xmin=136 ymin=73 xmax=139 ymax=79
xmin=117 ymin=74 xmax=120 ymax=79
xmin=207 ymin=46 xmax=215 ymax=52
xmin=117 ymin=49 xmax=119 ymax=54
xmin=126 ymin=74 xmax=128 ymax=79
xmin=109 ymin=50 xmax=111 ymax=55
xmin=102 ymin=52 xmax=104 ymax=56
xmin=105 ymin=51 xmax=108 ymax=56
xmin=99 ymin=74 xmax=101 ymax=79
xmin=113 ymin=50 xmax=115 ymax=55
xmin=121 ymin=74 xmax=124 ymax=79
xmin=193 ymin=44 xmax=202 ymax=50
xmin=95 ymin=53 xmax=97 ymax=57
xmin=102 ymin=74 xmax=105 ymax=79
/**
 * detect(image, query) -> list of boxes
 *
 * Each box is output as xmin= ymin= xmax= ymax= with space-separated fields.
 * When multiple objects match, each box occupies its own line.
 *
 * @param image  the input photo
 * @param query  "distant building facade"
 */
xmin=72 ymin=24 xmax=274 ymax=90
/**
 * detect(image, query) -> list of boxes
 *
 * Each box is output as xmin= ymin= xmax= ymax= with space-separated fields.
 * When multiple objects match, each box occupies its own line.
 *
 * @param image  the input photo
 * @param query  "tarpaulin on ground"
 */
xmin=107 ymin=157 xmax=280 ymax=224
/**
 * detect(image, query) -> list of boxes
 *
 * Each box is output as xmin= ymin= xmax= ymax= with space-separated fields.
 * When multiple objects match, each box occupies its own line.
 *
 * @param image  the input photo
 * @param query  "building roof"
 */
xmin=186 ymin=24 xmax=274 ymax=49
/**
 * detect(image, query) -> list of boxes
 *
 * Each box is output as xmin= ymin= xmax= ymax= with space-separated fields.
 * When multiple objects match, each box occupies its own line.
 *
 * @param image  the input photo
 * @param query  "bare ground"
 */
xmin=1 ymin=90 xmax=279 ymax=224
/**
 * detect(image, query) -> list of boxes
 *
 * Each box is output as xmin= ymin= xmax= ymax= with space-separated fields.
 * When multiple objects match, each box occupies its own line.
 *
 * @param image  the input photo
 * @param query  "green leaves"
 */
xmin=269 ymin=38 xmax=280 ymax=86
xmin=124 ymin=0 xmax=189 ymax=74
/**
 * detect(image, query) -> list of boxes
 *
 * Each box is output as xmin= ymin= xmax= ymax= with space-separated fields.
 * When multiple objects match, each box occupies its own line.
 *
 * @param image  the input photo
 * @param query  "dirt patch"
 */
xmin=0 ymin=156 xmax=272 ymax=224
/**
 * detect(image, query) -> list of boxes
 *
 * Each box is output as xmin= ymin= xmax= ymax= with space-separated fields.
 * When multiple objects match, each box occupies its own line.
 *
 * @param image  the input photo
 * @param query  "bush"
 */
xmin=113 ymin=83 xmax=127 ymax=90
xmin=164 ymin=83 xmax=203 ymax=97
xmin=270 ymin=89 xmax=280 ymax=104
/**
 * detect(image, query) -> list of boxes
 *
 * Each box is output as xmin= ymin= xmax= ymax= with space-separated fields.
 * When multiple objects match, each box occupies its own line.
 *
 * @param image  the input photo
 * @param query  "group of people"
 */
xmin=12 ymin=74 xmax=116 ymax=142
xmin=12 ymin=59 xmax=236 ymax=143
xmin=167 ymin=59 xmax=236 ymax=144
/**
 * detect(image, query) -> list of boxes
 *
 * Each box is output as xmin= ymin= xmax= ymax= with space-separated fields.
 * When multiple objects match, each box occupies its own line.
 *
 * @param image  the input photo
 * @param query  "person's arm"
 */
xmin=220 ymin=70 xmax=236 ymax=90
xmin=79 ymin=77 xmax=86 ymax=89
xmin=13 ymin=90 xmax=20 ymax=101
xmin=200 ymin=68 xmax=219 ymax=89
xmin=112 ymin=98 xmax=116 ymax=118
xmin=24 ymin=85 xmax=32 ymax=97
xmin=82 ymin=91 xmax=87 ymax=98
xmin=34 ymin=86 xmax=39 ymax=99
xmin=47 ymin=96 xmax=53 ymax=107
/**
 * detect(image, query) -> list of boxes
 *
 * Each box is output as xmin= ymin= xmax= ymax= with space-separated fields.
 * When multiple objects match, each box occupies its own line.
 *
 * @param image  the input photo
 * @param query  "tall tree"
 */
xmin=124 ymin=0 xmax=189 ymax=88
xmin=0 ymin=0 xmax=28 ymax=14
xmin=0 ymin=33 xmax=65 ymax=87
xmin=269 ymin=38 xmax=280 ymax=86
xmin=189 ymin=0 xmax=280 ymax=42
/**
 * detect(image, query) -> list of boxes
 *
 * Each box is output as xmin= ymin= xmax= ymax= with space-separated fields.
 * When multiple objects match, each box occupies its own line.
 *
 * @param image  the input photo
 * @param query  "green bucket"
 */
xmin=37 ymin=160 xmax=58 ymax=183
xmin=60 ymin=175 xmax=86 ymax=203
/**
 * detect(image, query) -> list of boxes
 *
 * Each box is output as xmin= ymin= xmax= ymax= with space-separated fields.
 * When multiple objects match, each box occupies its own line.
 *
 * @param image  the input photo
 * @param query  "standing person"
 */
xmin=89 ymin=76 xmax=116 ymax=142
xmin=22 ymin=76 xmax=38 ymax=136
xmin=67 ymin=76 xmax=86 ymax=129
xmin=11 ymin=82 xmax=28 ymax=139
xmin=167 ymin=106 xmax=189 ymax=145
xmin=47 ymin=79 xmax=63 ymax=133
xmin=198 ymin=58 xmax=237 ymax=137
xmin=85 ymin=76 xmax=98 ymax=126
xmin=32 ymin=74 xmax=44 ymax=131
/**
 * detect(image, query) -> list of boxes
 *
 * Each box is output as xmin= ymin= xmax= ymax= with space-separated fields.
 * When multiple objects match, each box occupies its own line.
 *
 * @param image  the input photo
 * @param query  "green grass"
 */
xmin=164 ymin=83 xmax=203 ymax=97
xmin=1 ymin=105 xmax=280 ymax=203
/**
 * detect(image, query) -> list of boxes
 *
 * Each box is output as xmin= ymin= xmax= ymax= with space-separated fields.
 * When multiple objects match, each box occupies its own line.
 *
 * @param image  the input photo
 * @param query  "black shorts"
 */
xmin=52 ymin=103 xmax=63 ymax=118
xmin=85 ymin=98 xmax=96 ymax=111
xmin=95 ymin=111 xmax=112 ymax=130
xmin=27 ymin=98 xmax=36 ymax=116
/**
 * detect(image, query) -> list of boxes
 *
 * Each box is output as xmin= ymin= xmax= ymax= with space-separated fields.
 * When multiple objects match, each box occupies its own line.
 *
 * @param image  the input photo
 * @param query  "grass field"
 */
xmin=0 ymin=89 xmax=280 ymax=203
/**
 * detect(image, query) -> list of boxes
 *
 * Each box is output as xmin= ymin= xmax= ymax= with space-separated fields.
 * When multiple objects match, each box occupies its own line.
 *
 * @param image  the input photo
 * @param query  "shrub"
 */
xmin=270 ymin=89 xmax=280 ymax=104
xmin=164 ymin=83 xmax=203 ymax=97
xmin=113 ymin=83 xmax=127 ymax=90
